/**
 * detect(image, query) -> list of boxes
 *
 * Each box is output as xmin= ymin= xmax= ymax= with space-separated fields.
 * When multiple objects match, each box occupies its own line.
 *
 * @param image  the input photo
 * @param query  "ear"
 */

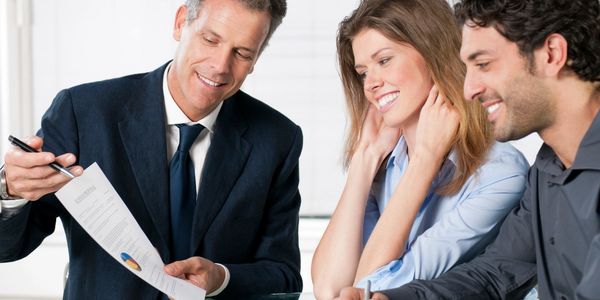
xmin=173 ymin=5 xmax=188 ymax=42
xmin=537 ymin=33 xmax=568 ymax=77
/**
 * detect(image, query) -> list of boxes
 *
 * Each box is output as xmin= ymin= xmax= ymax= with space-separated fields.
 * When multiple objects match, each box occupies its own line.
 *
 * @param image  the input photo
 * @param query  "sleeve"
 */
xmin=379 ymin=175 xmax=538 ymax=300
xmin=0 ymin=200 xmax=29 ymax=220
xmin=219 ymin=125 xmax=303 ymax=297
xmin=576 ymin=230 xmax=600 ymax=298
xmin=357 ymin=151 xmax=529 ymax=291
xmin=363 ymin=190 xmax=381 ymax=246
xmin=0 ymin=89 xmax=77 ymax=262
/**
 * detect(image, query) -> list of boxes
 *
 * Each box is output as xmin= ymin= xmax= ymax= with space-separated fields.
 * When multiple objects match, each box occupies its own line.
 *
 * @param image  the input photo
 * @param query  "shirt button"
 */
xmin=549 ymin=237 xmax=555 ymax=245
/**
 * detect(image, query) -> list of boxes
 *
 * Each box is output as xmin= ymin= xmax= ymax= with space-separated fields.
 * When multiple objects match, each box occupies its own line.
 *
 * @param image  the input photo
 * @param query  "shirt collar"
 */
xmin=162 ymin=62 xmax=222 ymax=133
xmin=534 ymin=110 xmax=600 ymax=185
xmin=386 ymin=135 xmax=459 ymax=170
xmin=536 ymin=110 xmax=600 ymax=174
xmin=572 ymin=110 xmax=600 ymax=170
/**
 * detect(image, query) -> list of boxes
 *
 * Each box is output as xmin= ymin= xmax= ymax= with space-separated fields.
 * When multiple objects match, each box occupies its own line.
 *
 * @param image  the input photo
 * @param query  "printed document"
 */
xmin=56 ymin=163 xmax=205 ymax=300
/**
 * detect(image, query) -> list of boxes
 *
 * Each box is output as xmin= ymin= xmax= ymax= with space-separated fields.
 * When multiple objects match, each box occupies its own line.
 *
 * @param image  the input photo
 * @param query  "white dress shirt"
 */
xmin=162 ymin=63 xmax=229 ymax=296
xmin=162 ymin=64 xmax=222 ymax=195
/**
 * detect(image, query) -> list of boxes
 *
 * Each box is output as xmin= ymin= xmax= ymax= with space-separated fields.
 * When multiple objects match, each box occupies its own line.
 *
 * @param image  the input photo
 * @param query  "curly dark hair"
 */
xmin=454 ymin=0 xmax=600 ymax=82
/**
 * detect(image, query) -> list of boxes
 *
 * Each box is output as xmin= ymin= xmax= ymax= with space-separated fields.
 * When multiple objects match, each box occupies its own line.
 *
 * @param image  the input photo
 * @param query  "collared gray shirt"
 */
xmin=382 ymin=111 xmax=600 ymax=300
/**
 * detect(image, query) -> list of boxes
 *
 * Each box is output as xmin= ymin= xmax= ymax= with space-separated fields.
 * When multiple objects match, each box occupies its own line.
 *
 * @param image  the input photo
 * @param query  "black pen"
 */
xmin=8 ymin=135 xmax=75 ymax=178
xmin=364 ymin=280 xmax=371 ymax=300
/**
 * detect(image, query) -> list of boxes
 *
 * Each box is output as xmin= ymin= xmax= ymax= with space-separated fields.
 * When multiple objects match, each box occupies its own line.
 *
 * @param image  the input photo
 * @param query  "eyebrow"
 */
xmin=354 ymin=47 xmax=392 ymax=69
xmin=465 ymin=50 xmax=491 ymax=62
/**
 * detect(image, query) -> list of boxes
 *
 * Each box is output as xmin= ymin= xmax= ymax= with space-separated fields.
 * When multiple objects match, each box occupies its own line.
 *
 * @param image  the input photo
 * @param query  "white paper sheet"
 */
xmin=56 ymin=163 xmax=205 ymax=300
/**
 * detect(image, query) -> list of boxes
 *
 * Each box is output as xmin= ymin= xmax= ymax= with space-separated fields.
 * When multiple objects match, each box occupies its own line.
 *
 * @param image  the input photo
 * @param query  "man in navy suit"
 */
xmin=0 ymin=0 xmax=302 ymax=298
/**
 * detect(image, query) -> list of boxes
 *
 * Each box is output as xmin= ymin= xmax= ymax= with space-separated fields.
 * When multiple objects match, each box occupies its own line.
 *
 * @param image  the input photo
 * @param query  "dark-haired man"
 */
xmin=335 ymin=0 xmax=600 ymax=299
xmin=0 ymin=0 xmax=303 ymax=298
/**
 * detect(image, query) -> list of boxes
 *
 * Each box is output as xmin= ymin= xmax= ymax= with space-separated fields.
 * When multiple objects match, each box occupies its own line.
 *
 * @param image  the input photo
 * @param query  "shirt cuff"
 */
xmin=206 ymin=263 xmax=230 ymax=297
xmin=0 ymin=199 xmax=29 ymax=219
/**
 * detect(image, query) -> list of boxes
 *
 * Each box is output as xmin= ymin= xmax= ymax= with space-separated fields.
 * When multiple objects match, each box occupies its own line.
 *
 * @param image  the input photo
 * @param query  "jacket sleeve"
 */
xmin=0 ymin=89 xmax=77 ymax=262
xmin=219 ymin=125 xmax=303 ymax=297
xmin=380 ymin=180 xmax=537 ymax=300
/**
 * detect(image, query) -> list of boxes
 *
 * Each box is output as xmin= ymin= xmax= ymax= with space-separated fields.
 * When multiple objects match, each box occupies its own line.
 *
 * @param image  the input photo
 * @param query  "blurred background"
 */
xmin=0 ymin=0 xmax=542 ymax=298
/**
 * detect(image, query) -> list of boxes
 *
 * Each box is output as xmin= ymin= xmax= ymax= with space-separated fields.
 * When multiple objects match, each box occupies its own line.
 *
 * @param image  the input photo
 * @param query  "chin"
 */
xmin=382 ymin=115 xmax=407 ymax=129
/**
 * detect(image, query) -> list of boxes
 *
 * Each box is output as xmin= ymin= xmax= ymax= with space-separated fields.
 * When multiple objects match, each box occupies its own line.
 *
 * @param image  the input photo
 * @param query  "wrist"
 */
xmin=206 ymin=263 xmax=229 ymax=297
xmin=0 ymin=165 xmax=19 ymax=200
xmin=410 ymin=149 xmax=446 ymax=169
xmin=349 ymin=147 xmax=386 ymax=177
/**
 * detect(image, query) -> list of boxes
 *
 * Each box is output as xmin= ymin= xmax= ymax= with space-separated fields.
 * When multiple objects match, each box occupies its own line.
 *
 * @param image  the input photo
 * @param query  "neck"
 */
xmin=167 ymin=64 xmax=210 ymax=122
xmin=403 ymin=117 xmax=419 ymax=159
xmin=539 ymin=82 xmax=600 ymax=168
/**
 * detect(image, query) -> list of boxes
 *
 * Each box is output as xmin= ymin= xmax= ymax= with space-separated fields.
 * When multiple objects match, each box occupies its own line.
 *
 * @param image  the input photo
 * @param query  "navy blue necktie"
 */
xmin=170 ymin=124 xmax=204 ymax=261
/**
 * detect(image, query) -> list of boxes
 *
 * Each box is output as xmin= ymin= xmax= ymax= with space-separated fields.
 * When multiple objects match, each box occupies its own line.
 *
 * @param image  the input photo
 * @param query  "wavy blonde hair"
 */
xmin=338 ymin=0 xmax=493 ymax=195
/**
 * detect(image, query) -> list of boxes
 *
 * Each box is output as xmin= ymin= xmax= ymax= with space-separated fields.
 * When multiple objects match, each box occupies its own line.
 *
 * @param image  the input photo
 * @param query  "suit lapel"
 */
xmin=118 ymin=63 xmax=171 ymax=251
xmin=191 ymin=95 xmax=251 ymax=251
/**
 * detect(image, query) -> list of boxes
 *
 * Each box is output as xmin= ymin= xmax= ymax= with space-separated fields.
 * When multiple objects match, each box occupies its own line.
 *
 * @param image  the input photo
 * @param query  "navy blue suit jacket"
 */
xmin=0 ymin=62 xmax=303 ymax=299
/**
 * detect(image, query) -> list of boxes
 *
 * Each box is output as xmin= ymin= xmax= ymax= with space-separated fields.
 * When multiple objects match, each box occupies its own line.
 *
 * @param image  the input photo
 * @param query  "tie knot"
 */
xmin=176 ymin=124 xmax=205 ymax=153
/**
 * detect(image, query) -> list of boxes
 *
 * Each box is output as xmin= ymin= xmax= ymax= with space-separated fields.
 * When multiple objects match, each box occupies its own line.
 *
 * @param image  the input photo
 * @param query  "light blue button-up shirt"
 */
xmin=356 ymin=137 xmax=530 ymax=291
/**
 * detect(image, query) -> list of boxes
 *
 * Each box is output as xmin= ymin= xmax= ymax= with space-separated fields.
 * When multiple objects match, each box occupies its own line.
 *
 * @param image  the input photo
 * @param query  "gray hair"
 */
xmin=185 ymin=0 xmax=287 ymax=53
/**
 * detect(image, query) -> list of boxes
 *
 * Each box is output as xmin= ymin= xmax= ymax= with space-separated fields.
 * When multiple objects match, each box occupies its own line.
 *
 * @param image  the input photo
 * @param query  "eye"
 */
xmin=378 ymin=57 xmax=391 ymax=65
xmin=235 ymin=50 xmax=253 ymax=61
xmin=202 ymin=36 xmax=217 ymax=45
xmin=475 ymin=62 xmax=490 ymax=70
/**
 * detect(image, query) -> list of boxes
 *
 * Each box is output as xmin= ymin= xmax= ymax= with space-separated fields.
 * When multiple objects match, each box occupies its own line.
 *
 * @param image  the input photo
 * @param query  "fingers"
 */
xmin=55 ymin=153 xmax=77 ymax=168
xmin=425 ymin=84 xmax=450 ymax=108
xmin=414 ymin=84 xmax=461 ymax=162
xmin=363 ymin=104 xmax=382 ymax=131
xmin=336 ymin=287 xmax=363 ymax=300
xmin=25 ymin=136 xmax=44 ymax=151
xmin=3 ymin=137 xmax=81 ymax=200
xmin=165 ymin=257 xmax=206 ymax=277
xmin=164 ymin=257 xmax=225 ymax=293
xmin=371 ymin=293 xmax=389 ymax=300
xmin=5 ymin=147 xmax=56 ymax=169
xmin=424 ymin=84 xmax=439 ymax=108
xmin=433 ymin=87 xmax=445 ymax=107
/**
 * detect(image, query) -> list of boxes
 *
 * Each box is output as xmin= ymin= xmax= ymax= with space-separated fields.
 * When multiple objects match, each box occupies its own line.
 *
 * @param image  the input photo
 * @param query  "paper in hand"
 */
xmin=56 ymin=163 xmax=205 ymax=300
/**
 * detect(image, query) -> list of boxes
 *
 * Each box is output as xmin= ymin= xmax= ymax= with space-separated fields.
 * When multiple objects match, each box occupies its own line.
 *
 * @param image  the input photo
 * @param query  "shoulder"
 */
xmin=481 ymin=142 xmax=530 ymax=175
xmin=461 ymin=142 xmax=530 ymax=194
xmin=48 ymin=64 xmax=166 ymax=118
xmin=64 ymin=72 xmax=149 ymax=104
xmin=226 ymin=90 xmax=302 ymax=138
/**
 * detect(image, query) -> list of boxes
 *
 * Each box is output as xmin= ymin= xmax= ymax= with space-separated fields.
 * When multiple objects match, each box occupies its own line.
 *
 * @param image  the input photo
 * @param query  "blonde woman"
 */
xmin=311 ymin=0 xmax=530 ymax=298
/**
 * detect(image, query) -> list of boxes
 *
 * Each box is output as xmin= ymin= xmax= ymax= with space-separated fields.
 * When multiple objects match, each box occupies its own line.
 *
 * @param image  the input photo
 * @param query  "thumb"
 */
xmin=164 ymin=258 xmax=198 ymax=276
xmin=164 ymin=261 xmax=185 ymax=276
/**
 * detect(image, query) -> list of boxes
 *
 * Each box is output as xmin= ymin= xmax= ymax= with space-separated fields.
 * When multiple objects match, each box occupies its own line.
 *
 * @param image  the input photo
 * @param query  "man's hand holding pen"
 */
xmin=3 ymin=136 xmax=83 ymax=200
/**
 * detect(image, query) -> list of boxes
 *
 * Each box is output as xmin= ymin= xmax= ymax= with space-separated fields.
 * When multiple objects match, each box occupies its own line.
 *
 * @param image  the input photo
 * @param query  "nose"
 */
xmin=364 ymin=70 xmax=383 ymax=93
xmin=463 ymin=69 xmax=484 ymax=101
xmin=210 ymin=48 xmax=233 ymax=75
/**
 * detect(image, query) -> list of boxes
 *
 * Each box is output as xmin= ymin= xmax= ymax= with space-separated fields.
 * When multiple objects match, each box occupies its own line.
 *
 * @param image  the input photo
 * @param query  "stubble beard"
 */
xmin=493 ymin=73 xmax=555 ymax=142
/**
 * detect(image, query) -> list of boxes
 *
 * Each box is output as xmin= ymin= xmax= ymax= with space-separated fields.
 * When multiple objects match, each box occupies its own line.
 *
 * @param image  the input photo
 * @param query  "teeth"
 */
xmin=487 ymin=103 xmax=500 ymax=114
xmin=378 ymin=92 xmax=400 ymax=109
xmin=198 ymin=74 xmax=222 ymax=87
